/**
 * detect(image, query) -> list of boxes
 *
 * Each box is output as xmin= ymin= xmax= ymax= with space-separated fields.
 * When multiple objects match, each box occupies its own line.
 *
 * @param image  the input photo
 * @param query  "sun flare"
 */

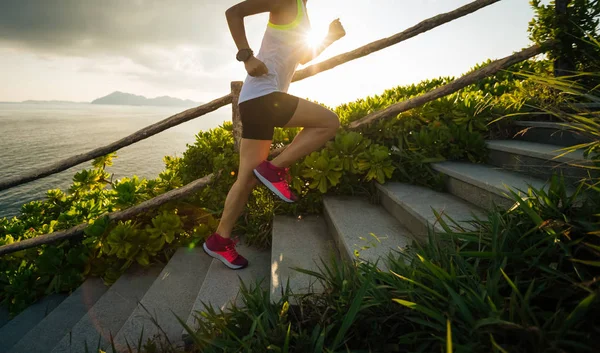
xmin=306 ymin=30 xmax=322 ymax=49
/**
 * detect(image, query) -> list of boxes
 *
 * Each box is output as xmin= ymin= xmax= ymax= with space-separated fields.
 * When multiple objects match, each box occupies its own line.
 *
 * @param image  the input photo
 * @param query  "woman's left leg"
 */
xmin=270 ymin=98 xmax=340 ymax=168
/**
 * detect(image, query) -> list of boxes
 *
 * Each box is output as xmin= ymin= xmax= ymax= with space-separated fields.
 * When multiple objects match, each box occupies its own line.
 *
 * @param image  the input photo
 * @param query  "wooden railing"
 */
xmin=0 ymin=0 xmax=549 ymax=255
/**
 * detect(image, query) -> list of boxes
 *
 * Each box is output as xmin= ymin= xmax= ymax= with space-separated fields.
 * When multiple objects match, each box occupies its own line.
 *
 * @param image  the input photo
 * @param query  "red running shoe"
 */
xmin=253 ymin=160 xmax=297 ymax=203
xmin=203 ymin=233 xmax=248 ymax=270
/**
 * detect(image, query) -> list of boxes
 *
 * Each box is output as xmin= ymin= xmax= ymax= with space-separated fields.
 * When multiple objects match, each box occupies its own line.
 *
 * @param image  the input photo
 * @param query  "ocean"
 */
xmin=0 ymin=103 xmax=231 ymax=219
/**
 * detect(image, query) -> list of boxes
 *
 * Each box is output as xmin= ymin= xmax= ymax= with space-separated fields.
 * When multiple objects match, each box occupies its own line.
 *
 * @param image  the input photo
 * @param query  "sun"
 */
xmin=306 ymin=30 xmax=322 ymax=49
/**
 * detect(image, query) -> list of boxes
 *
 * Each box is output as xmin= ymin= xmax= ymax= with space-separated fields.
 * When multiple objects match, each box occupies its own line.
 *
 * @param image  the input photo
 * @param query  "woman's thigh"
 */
xmin=283 ymin=98 xmax=339 ymax=129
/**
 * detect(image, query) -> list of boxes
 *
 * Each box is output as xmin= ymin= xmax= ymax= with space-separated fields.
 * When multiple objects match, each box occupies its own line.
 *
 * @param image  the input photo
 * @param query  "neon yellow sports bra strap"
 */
xmin=268 ymin=0 xmax=304 ymax=30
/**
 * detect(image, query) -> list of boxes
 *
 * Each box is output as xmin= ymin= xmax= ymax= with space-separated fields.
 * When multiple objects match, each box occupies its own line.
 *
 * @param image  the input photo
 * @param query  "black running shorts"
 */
xmin=239 ymin=92 xmax=299 ymax=140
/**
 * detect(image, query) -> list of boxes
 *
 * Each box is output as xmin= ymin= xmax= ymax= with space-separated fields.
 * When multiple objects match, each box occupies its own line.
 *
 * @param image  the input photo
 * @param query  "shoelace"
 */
xmin=276 ymin=169 xmax=292 ymax=191
xmin=224 ymin=238 xmax=240 ymax=259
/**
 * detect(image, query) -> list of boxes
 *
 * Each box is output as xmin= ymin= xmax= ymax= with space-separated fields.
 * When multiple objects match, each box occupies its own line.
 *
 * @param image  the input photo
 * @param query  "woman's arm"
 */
xmin=226 ymin=0 xmax=285 ymax=76
xmin=299 ymin=19 xmax=346 ymax=65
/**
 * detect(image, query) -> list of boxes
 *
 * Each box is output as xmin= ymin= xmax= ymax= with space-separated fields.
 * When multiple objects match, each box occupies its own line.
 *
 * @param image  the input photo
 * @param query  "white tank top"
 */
xmin=238 ymin=0 xmax=311 ymax=104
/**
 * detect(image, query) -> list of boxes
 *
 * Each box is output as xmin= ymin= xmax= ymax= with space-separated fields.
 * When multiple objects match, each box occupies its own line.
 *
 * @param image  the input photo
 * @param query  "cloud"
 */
xmin=0 ymin=0 xmax=237 ymax=54
xmin=0 ymin=0 xmax=242 ymax=92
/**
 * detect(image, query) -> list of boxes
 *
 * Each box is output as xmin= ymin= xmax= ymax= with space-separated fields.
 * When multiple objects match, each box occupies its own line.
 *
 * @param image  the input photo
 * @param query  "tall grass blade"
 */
xmin=393 ymin=299 xmax=445 ymax=325
xmin=443 ymin=283 xmax=475 ymax=326
xmin=136 ymin=326 xmax=144 ymax=353
xmin=564 ymin=293 xmax=597 ymax=330
xmin=500 ymin=268 xmax=523 ymax=301
xmin=489 ymin=334 xmax=509 ymax=353
xmin=175 ymin=312 xmax=220 ymax=348
xmin=446 ymin=319 xmax=453 ymax=353
xmin=331 ymin=272 xmax=373 ymax=350
xmin=570 ymin=259 xmax=600 ymax=267
xmin=283 ymin=322 xmax=291 ymax=353
xmin=391 ymin=270 xmax=446 ymax=301
xmin=109 ymin=332 xmax=117 ymax=353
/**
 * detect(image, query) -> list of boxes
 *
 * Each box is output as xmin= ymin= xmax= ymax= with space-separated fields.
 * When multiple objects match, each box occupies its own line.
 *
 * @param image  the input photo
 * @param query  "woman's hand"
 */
xmin=244 ymin=56 xmax=269 ymax=77
xmin=327 ymin=19 xmax=346 ymax=41
xmin=300 ymin=19 xmax=346 ymax=65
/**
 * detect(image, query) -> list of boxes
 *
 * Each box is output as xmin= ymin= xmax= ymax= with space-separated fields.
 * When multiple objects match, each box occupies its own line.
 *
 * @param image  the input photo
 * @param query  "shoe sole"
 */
xmin=253 ymin=169 xmax=295 ymax=203
xmin=203 ymin=242 xmax=246 ymax=270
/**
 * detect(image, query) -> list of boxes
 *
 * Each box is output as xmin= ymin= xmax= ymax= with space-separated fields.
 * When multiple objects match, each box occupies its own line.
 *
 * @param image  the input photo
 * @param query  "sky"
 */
xmin=0 ymin=0 xmax=536 ymax=107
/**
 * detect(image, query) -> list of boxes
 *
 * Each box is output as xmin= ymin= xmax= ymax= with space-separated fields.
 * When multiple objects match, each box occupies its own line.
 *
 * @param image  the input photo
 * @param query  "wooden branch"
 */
xmin=348 ymin=43 xmax=546 ymax=128
xmin=0 ymin=95 xmax=232 ymax=192
xmin=0 ymin=173 xmax=216 ymax=256
xmin=292 ymin=0 xmax=501 ymax=82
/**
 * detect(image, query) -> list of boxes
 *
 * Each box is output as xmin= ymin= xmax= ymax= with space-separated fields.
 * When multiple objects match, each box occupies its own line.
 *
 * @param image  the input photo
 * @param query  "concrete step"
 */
xmin=0 ymin=294 xmax=68 ymax=353
xmin=486 ymin=140 xmax=594 ymax=183
xmin=271 ymin=216 xmax=336 ymax=303
xmin=513 ymin=121 xmax=593 ymax=147
xmin=376 ymin=182 xmax=485 ymax=240
xmin=112 ymin=247 xmax=211 ymax=351
xmin=7 ymin=278 xmax=108 ymax=353
xmin=432 ymin=161 xmax=551 ymax=210
xmin=50 ymin=264 xmax=164 ymax=353
xmin=182 ymin=242 xmax=270 ymax=345
xmin=323 ymin=196 xmax=414 ymax=271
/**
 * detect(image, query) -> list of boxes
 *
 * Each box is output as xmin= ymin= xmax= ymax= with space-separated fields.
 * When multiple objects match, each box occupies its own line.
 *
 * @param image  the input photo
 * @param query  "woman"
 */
xmin=203 ymin=0 xmax=346 ymax=269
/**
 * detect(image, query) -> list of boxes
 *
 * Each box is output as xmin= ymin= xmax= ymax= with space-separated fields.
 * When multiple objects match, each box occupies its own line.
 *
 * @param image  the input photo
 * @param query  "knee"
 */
xmin=327 ymin=111 xmax=340 ymax=135
xmin=235 ymin=174 xmax=258 ymax=191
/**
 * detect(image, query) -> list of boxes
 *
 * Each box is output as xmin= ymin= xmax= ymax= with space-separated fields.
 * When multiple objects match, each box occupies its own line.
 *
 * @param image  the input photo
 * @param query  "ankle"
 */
xmin=268 ymin=159 xmax=288 ymax=169
xmin=214 ymin=230 xmax=231 ymax=239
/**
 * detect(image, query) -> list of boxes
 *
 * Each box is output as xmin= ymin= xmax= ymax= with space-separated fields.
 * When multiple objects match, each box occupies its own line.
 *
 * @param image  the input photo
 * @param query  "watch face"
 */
xmin=237 ymin=49 xmax=252 ymax=62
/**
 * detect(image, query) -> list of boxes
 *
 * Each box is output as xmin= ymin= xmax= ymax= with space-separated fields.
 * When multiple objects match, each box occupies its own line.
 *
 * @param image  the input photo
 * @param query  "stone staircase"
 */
xmin=0 ymin=121 xmax=592 ymax=353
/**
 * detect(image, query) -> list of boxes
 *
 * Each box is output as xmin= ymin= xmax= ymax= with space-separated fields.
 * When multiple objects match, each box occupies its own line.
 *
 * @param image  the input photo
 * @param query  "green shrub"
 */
xmin=0 ymin=154 xmax=216 ymax=315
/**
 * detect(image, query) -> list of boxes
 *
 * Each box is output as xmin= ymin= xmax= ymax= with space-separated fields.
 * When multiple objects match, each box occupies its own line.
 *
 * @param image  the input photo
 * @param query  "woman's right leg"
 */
xmin=215 ymin=138 xmax=272 ymax=239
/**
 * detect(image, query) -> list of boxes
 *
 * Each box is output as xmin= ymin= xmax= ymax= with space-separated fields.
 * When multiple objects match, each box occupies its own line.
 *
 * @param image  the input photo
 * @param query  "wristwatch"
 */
xmin=236 ymin=48 xmax=254 ymax=62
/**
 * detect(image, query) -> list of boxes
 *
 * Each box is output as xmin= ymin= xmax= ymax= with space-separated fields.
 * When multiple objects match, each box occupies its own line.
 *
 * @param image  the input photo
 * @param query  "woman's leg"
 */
xmin=215 ymin=138 xmax=272 ymax=239
xmin=270 ymin=98 xmax=340 ymax=168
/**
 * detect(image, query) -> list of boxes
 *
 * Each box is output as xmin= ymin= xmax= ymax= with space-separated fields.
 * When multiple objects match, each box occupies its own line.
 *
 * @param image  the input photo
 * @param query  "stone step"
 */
xmin=182 ymin=242 xmax=270 ymax=346
xmin=432 ymin=161 xmax=551 ymax=210
xmin=323 ymin=196 xmax=414 ymax=271
xmin=271 ymin=216 xmax=336 ymax=303
xmin=7 ymin=278 xmax=108 ymax=353
xmin=0 ymin=294 xmax=68 ymax=353
xmin=112 ymin=247 xmax=212 ymax=351
xmin=50 ymin=264 xmax=165 ymax=353
xmin=513 ymin=121 xmax=593 ymax=147
xmin=376 ymin=182 xmax=485 ymax=240
xmin=486 ymin=140 xmax=593 ymax=183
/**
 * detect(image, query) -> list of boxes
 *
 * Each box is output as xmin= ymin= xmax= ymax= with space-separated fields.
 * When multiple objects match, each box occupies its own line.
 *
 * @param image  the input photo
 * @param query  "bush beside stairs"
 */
xmin=0 ymin=122 xmax=592 ymax=353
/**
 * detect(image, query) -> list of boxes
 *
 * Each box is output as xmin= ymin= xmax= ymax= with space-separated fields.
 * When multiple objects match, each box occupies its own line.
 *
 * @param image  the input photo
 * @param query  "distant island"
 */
xmin=92 ymin=92 xmax=201 ymax=107
xmin=1 ymin=92 xmax=201 ymax=107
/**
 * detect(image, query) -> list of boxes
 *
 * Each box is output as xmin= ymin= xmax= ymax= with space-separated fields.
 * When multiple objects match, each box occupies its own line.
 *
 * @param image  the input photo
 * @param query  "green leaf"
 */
xmin=136 ymin=251 xmax=150 ymax=266
xmin=447 ymin=319 xmax=453 ymax=353
xmin=564 ymin=293 xmax=596 ymax=330
xmin=393 ymin=299 xmax=446 ymax=325
xmin=443 ymin=283 xmax=475 ymax=326
xmin=332 ymin=272 xmax=373 ymax=350
xmin=570 ymin=259 xmax=600 ymax=267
